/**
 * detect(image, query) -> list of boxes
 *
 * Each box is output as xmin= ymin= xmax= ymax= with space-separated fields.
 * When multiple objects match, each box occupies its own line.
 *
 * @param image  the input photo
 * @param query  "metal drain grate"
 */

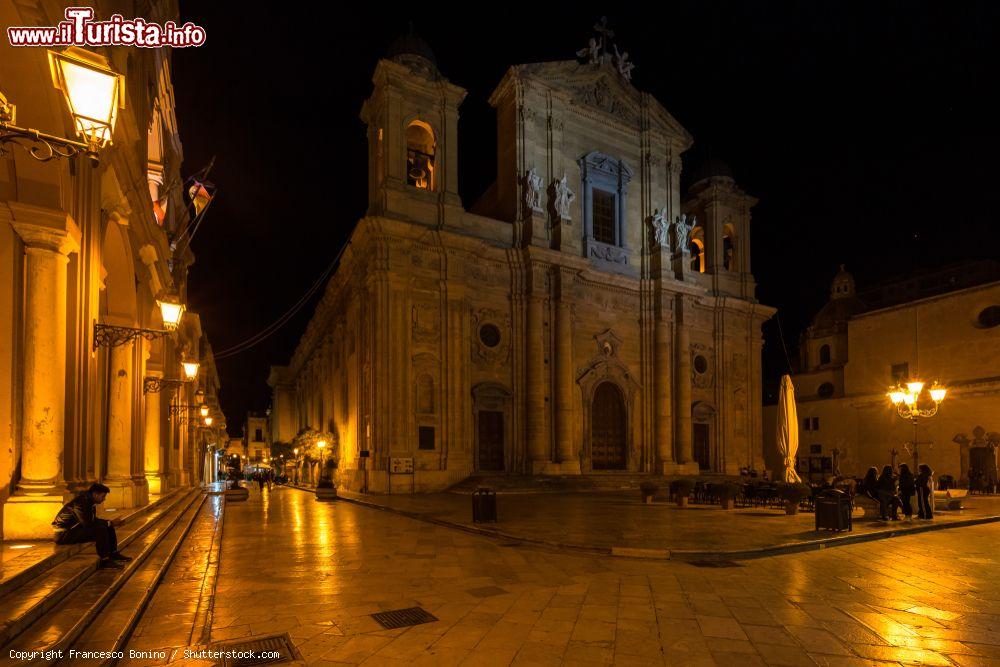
xmin=207 ymin=632 xmax=297 ymax=666
xmin=371 ymin=606 xmax=439 ymax=629
xmin=688 ymin=560 xmax=743 ymax=568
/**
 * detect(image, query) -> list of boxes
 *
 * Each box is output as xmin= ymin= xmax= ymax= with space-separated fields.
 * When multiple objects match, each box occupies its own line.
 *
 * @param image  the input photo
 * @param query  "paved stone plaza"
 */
xmin=109 ymin=486 xmax=1000 ymax=666
xmin=330 ymin=489 xmax=1000 ymax=557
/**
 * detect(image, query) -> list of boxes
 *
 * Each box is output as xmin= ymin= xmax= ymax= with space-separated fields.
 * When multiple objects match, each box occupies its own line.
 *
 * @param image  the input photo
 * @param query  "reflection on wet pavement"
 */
xmin=120 ymin=485 xmax=1000 ymax=665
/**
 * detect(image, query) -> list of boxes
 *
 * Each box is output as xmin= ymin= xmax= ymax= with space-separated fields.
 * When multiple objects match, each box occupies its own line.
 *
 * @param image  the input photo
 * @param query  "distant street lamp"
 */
xmin=1 ymin=47 xmax=124 ymax=163
xmin=203 ymin=416 xmax=214 ymax=427
xmin=144 ymin=358 xmax=200 ymax=394
xmin=156 ymin=299 xmax=185 ymax=330
xmin=317 ymin=440 xmax=327 ymax=486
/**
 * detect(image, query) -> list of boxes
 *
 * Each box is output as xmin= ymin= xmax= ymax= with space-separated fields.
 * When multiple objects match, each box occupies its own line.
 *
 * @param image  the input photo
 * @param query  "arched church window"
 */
xmin=819 ymin=344 xmax=831 ymax=365
xmin=406 ymin=120 xmax=435 ymax=190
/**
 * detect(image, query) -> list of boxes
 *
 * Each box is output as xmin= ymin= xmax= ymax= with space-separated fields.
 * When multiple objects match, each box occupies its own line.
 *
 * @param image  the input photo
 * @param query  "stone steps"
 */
xmin=49 ymin=492 xmax=214 ymax=665
xmin=0 ymin=488 xmax=201 ymax=657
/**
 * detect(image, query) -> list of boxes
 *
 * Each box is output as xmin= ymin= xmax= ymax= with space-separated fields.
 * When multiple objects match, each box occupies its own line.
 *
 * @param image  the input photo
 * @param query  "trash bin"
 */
xmin=472 ymin=487 xmax=497 ymax=523
xmin=814 ymin=489 xmax=852 ymax=531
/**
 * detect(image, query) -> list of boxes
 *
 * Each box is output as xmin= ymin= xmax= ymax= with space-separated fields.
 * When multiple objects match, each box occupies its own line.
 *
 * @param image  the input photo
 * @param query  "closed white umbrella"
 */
xmin=776 ymin=374 xmax=802 ymax=483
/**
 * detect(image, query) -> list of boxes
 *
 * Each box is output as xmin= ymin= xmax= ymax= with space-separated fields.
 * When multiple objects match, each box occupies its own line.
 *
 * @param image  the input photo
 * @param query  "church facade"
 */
xmin=269 ymin=34 xmax=774 ymax=493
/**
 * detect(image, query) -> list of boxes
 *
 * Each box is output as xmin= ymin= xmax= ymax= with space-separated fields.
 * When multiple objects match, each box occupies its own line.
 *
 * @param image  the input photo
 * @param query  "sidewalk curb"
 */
xmin=287 ymin=485 xmax=1000 ymax=561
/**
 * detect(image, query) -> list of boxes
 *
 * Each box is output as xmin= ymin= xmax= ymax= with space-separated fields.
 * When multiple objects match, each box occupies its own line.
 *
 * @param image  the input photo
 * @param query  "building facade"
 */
xmin=764 ymin=263 xmax=1000 ymax=484
xmin=0 ymin=0 xmax=225 ymax=539
xmin=269 ymin=35 xmax=774 ymax=493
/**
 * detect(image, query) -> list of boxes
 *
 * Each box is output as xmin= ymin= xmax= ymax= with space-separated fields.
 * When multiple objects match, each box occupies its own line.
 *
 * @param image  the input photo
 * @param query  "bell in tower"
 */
xmin=359 ymin=27 xmax=467 ymax=228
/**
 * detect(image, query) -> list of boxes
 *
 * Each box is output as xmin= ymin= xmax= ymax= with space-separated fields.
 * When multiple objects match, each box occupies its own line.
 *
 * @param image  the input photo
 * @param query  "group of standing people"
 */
xmin=859 ymin=463 xmax=935 ymax=521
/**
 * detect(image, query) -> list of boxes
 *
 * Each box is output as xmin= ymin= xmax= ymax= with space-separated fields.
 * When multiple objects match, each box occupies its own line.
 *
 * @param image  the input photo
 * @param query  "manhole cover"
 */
xmin=206 ymin=632 xmax=297 ymax=666
xmin=371 ymin=607 xmax=439 ymax=630
xmin=466 ymin=586 xmax=509 ymax=598
xmin=688 ymin=560 xmax=743 ymax=568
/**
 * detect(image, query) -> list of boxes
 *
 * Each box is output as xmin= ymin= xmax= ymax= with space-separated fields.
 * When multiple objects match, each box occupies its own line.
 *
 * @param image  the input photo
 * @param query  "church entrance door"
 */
xmin=477 ymin=410 xmax=505 ymax=472
xmin=694 ymin=423 xmax=711 ymax=471
xmin=591 ymin=382 xmax=626 ymax=470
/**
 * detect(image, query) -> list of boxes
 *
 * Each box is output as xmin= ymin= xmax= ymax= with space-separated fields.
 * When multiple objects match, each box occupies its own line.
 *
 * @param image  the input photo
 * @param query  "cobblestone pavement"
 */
xmin=334 ymin=489 xmax=1000 ymax=554
xmin=126 ymin=485 xmax=1000 ymax=666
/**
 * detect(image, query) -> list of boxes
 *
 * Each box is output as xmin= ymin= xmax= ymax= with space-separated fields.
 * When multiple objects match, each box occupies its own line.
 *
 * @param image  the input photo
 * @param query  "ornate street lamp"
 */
xmin=0 ymin=47 xmax=124 ymax=163
xmin=887 ymin=380 xmax=947 ymax=422
xmin=144 ymin=359 xmax=199 ymax=394
xmin=181 ymin=360 xmax=200 ymax=381
xmin=93 ymin=299 xmax=187 ymax=350
xmin=203 ymin=416 xmax=214 ymax=427
xmin=887 ymin=379 xmax=947 ymax=469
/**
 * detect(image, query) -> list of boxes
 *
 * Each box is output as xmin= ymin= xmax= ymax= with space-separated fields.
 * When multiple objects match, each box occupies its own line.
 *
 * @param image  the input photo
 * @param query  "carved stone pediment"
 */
xmin=571 ymin=77 xmax=638 ymax=124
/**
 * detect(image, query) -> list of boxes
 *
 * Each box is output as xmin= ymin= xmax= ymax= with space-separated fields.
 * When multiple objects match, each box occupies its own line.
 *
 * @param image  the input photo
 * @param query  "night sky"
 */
xmin=171 ymin=3 xmax=1000 ymax=437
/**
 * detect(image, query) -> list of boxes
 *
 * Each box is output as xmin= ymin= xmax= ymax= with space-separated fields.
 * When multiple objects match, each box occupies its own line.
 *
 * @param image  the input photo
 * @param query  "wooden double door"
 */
xmin=591 ymin=382 xmax=627 ymax=470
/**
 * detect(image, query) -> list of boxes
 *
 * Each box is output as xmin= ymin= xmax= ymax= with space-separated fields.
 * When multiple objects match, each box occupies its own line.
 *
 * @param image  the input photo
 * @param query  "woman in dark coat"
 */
xmin=916 ymin=464 xmax=935 ymax=520
xmin=860 ymin=467 xmax=880 ymax=504
xmin=898 ymin=463 xmax=916 ymax=520
xmin=876 ymin=465 xmax=900 ymax=520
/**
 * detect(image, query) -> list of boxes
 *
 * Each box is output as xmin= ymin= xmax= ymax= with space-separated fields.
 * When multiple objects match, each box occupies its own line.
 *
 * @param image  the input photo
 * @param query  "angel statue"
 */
xmin=613 ymin=44 xmax=635 ymax=81
xmin=576 ymin=37 xmax=601 ymax=64
xmin=673 ymin=213 xmax=694 ymax=252
xmin=650 ymin=208 xmax=670 ymax=250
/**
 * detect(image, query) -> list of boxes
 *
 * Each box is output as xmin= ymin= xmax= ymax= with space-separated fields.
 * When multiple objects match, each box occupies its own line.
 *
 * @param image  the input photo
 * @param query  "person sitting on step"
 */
xmin=52 ymin=483 xmax=133 ymax=570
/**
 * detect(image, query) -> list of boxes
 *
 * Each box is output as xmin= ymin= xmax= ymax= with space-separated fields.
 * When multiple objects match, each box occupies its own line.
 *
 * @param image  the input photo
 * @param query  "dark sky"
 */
xmin=171 ymin=3 xmax=1000 ymax=435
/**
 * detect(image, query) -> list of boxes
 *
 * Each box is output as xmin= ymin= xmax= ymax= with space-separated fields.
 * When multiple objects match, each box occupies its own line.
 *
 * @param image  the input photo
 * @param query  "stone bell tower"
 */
xmin=360 ymin=30 xmax=467 ymax=229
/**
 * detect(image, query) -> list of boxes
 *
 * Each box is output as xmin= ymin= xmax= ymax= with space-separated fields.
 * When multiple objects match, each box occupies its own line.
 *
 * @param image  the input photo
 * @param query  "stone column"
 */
xmin=105 ymin=339 xmax=142 ymax=508
xmin=554 ymin=295 xmax=579 ymax=473
xmin=655 ymin=316 xmax=674 ymax=472
xmin=526 ymin=291 xmax=550 ymax=473
xmin=143 ymin=372 xmax=166 ymax=495
xmin=3 ymin=217 xmax=80 ymax=540
xmin=675 ymin=300 xmax=693 ymax=467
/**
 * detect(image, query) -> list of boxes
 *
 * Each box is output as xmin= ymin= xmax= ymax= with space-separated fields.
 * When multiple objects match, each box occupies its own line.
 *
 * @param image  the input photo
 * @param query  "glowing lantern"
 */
xmin=47 ymin=47 xmax=125 ymax=148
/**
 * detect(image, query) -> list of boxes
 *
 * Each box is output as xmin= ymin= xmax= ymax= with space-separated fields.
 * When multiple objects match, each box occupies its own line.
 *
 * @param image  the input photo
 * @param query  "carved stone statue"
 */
xmin=613 ymin=44 xmax=634 ymax=81
xmin=576 ymin=37 xmax=601 ymax=64
xmin=673 ymin=213 xmax=693 ymax=252
xmin=554 ymin=174 xmax=575 ymax=221
xmin=525 ymin=167 xmax=543 ymax=211
xmin=650 ymin=208 xmax=669 ymax=250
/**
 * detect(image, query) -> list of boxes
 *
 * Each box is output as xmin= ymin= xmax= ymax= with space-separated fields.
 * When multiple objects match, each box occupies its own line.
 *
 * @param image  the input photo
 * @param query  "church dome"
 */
xmin=810 ymin=265 xmax=865 ymax=331
xmin=387 ymin=27 xmax=439 ymax=75
xmin=689 ymin=157 xmax=734 ymax=184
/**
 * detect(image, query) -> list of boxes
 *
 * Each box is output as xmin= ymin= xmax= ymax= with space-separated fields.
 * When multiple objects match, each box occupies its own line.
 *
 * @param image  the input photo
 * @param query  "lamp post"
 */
xmin=887 ymin=380 xmax=947 ymax=469
xmin=0 ymin=47 xmax=124 ymax=164
xmin=293 ymin=447 xmax=300 ymax=485
xmin=316 ymin=440 xmax=327 ymax=487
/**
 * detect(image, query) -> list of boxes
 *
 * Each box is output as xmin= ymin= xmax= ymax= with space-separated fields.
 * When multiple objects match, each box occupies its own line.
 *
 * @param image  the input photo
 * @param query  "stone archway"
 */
xmin=577 ymin=329 xmax=641 ymax=473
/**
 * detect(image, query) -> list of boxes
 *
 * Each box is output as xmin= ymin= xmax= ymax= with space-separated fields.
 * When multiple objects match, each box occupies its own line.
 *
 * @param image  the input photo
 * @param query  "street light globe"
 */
xmin=930 ymin=384 xmax=947 ymax=402
xmin=203 ymin=416 xmax=214 ymax=427
xmin=888 ymin=389 xmax=905 ymax=405
xmin=906 ymin=381 xmax=925 ymax=395
xmin=181 ymin=360 xmax=200 ymax=381
xmin=317 ymin=440 xmax=327 ymax=449
xmin=47 ymin=47 xmax=124 ymax=148
xmin=293 ymin=447 xmax=299 ymax=455
xmin=157 ymin=299 xmax=185 ymax=330
xmin=199 ymin=405 xmax=210 ymax=418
